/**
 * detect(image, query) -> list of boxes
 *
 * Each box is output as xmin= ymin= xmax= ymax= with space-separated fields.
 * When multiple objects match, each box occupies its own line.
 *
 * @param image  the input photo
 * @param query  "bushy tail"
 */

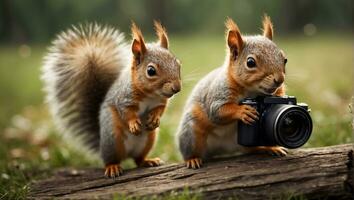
xmin=42 ymin=24 xmax=129 ymax=151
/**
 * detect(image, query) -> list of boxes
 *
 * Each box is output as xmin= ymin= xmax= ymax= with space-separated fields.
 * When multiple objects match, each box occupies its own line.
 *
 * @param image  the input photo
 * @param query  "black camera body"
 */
xmin=237 ymin=96 xmax=312 ymax=149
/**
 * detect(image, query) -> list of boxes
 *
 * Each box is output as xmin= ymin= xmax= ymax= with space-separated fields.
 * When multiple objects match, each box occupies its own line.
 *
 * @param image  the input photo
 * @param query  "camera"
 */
xmin=237 ymin=96 xmax=312 ymax=149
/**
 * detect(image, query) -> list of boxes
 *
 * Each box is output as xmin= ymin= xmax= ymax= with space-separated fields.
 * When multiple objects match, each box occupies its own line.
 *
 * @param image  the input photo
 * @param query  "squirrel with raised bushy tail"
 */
xmin=42 ymin=21 xmax=181 ymax=177
xmin=177 ymin=15 xmax=288 ymax=169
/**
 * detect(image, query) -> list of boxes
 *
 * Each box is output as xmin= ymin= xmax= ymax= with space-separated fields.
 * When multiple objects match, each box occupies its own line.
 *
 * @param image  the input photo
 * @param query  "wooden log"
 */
xmin=29 ymin=143 xmax=354 ymax=199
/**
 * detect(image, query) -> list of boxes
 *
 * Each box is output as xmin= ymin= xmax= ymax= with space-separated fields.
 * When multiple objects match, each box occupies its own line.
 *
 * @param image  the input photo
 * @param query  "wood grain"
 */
xmin=29 ymin=143 xmax=354 ymax=199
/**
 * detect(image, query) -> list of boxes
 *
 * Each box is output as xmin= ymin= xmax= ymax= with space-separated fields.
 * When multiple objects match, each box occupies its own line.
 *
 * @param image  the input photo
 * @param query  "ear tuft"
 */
xmin=131 ymin=22 xmax=144 ymax=42
xmin=225 ymin=17 xmax=240 ymax=34
xmin=154 ymin=20 xmax=169 ymax=49
xmin=262 ymin=14 xmax=273 ymax=40
xmin=225 ymin=17 xmax=243 ymax=61
xmin=131 ymin=22 xmax=146 ymax=63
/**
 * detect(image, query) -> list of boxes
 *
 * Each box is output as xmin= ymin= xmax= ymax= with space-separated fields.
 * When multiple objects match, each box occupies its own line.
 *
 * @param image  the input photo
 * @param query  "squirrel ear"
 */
xmin=131 ymin=22 xmax=146 ymax=63
xmin=262 ymin=14 xmax=273 ymax=40
xmin=154 ymin=20 xmax=169 ymax=49
xmin=132 ymin=39 xmax=145 ymax=63
xmin=225 ymin=17 xmax=243 ymax=61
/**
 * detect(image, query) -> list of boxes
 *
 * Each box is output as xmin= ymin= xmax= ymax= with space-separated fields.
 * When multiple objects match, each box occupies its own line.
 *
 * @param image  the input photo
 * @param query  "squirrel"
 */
xmin=177 ymin=15 xmax=288 ymax=169
xmin=42 ymin=21 xmax=182 ymax=177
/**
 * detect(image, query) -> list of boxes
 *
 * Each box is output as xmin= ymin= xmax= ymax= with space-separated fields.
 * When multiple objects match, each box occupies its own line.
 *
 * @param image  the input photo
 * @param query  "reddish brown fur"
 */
xmin=274 ymin=84 xmax=286 ymax=96
xmin=131 ymin=22 xmax=146 ymax=53
xmin=223 ymin=19 xmax=254 ymax=125
xmin=216 ymin=103 xmax=243 ymax=124
xmin=242 ymin=72 xmax=269 ymax=88
xmin=130 ymin=26 xmax=147 ymax=102
xmin=225 ymin=17 xmax=244 ymax=62
xmin=104 ymin=164 xmax=123 ymax=177
xmin=134 ymin=130 xmax=157 ymax=166
xmin=191 ymin=103 xmax=214 ymax=158
xmin=154 ymin=20 xmax=169 ymax=49
xmin=151 ymin=104 xmax=166 ymax=114
xmin=121 ymin=105 xmax=143 ymax=135
xmin=225 ymin=17 xmax=242 ymax=44
xmin=131 ymin=76 xmax=149 ymax=101
xmin=262 ymin=14 xmax=273 ymax=40
xmin=146 ymin=104 xmax=167 ymax=130
xmin=130 ymin=22 xmax=151 ymax=102
xmin=225 ymin=18 xmax=246 ymax=97
xmin=122 ymin=105 xmax=140 ymax=122
xmin=109 ymin=106 xmax=126 ymax=160
xmin=243 ymin=146 xmax=287 ymax=157
xmin=131 ymin=57 xmax=157 ymax=102
xmin=226 ymin=63 xmax=245 ymax=100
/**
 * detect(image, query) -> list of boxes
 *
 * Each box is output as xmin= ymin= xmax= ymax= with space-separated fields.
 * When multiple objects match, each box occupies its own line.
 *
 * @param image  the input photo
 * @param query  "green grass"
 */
xmin=0 ymin=33 xmax=353 ymax=199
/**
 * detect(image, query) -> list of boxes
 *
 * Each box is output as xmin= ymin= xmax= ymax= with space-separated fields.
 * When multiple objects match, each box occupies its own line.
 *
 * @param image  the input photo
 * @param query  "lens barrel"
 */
xmin=263 ymin=105 xmax=312 ymax=148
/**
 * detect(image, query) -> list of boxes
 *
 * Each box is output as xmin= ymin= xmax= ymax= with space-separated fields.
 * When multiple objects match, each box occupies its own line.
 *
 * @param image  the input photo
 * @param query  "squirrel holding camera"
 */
xmin=177 ymin=15 xmax=288 ymax=169
xmin=42 ymin=21 xmax=181 ymax=177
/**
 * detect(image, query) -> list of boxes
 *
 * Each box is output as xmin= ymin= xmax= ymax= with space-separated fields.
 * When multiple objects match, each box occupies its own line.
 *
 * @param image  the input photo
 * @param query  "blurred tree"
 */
xmin=0 ymin=0 xmax=352 ymax=43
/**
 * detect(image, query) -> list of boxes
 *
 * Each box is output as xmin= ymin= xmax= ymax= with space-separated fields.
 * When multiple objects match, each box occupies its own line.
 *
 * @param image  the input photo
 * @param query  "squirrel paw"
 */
xmin=128 ymin=118 xmax=142 ymax=135
xmin=186 ymin=158 xmax=203 ymax=169
xmin=104 ymin=164 xmax=123 ymax=178
xmin=138 ymin=158 xmax=163 ymax=167
xmin=266 ymin=146 xmax=288 ymax=156
xmin=237 ymin=105 xmax=259 ymax=125
xmin=146 ymin=114 xmax=160 ymax=130
xmin=250 ymin=146 xmax=288 ymax=157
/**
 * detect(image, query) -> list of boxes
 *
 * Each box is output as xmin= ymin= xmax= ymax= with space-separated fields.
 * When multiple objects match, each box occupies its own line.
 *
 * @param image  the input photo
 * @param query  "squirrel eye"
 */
xmin=284 ymin=58 xmax=288 ymax=65
xmin=147 ymin=65 xmax=157 ymax=76
xmin=246 ymin=57 xmax=256 ymax=68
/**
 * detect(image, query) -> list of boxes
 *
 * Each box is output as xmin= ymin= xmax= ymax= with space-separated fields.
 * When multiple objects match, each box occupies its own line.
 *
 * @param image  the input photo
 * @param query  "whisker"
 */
xmin=182 ymin=70 xmax=205 ymax=84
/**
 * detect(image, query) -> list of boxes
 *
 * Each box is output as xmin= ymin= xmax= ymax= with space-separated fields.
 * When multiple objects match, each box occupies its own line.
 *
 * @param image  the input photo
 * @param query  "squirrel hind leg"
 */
xmin=185 ymin=158 xmax=203 ymax=169
xmin=104 ymin=164 xmax=123 ymax=178
xmin=180 ymin=123 xmax=205 ymax=169
xmin=135 ymin=157 xmax=163 ymax=167
xmin=133 ymin=130 xmax=163 ymax=168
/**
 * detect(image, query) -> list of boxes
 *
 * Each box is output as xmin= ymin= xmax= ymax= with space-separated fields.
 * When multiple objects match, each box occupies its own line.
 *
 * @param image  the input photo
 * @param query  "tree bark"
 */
xmin=29 ymin=143 xmax=354 ymax=199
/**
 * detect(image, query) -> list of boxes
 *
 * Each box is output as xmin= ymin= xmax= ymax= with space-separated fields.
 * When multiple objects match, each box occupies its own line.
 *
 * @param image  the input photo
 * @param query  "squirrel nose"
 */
xmin=273 ymin=78 xmax=283 ymax=87
xmin=171 ymin=84 xmax=181 ymax=94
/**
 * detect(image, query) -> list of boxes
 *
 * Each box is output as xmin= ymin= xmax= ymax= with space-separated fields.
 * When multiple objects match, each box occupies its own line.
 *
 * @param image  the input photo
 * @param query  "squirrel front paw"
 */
xmin=237 ymin=105 xmax=259 ymax=124
xmin=146 ymin=113 xmax=160 ymax=130
xmin=247 ymin=146 xmax=288 ymax=157
xmin=128 ymin=118 xmax=142 ymax=135
xmin=264 ymin=146 xmax=288 ymax=156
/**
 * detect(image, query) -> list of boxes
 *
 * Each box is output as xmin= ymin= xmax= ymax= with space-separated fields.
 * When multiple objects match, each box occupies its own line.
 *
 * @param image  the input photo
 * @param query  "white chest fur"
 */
xmin=138 ymin=96 xmax=164 ymax=117
xmin=123 ymin=96 xmax=164 ymax=158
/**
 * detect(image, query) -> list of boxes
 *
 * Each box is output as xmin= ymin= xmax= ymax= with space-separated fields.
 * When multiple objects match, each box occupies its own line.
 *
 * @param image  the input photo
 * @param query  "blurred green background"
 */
xmin=0 ymin=0 xmax=353 ymax=199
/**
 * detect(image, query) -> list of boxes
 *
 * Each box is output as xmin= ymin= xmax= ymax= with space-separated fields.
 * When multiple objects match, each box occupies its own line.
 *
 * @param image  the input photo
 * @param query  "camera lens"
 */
xmin=279 ymin=113 xmax=305 ymax=142
xmin=275 ymin=106 xmax=312 ymax=148
xmin=280 ymin=114 xmax=301 ymax=138
xmin=264 ymin=105 xmax=312 ymax=148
